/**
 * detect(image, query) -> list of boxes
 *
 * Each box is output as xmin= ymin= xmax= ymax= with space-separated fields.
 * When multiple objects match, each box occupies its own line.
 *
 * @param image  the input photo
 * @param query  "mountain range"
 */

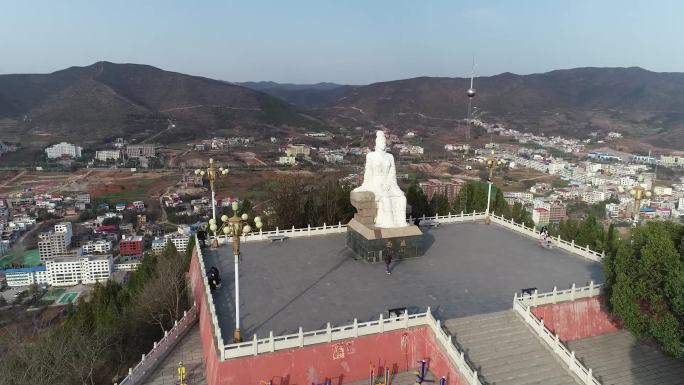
xmin=1 ymin=62 xmax=683 ymax=151
xmin=236 ymin=81 xmax=356 ymax=108
xmin=0 ymin=62 xmax=320 ymax=147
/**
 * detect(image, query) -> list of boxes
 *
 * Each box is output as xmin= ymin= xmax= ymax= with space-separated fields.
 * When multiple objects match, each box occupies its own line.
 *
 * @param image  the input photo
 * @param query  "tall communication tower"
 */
xmin=466 ymin=59 xmax=477 ymax=142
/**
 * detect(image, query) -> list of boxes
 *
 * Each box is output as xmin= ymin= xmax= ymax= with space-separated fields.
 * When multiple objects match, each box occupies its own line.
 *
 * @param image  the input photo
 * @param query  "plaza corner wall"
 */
xmin=531 ymin=296 xmax=621 ymax=342
xmin=189 ymin=245 xmax=468 ymax=385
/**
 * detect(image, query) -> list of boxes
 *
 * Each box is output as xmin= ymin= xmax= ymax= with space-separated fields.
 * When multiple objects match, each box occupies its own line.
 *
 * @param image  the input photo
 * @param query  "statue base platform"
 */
xmin=346 ymin=218 xmax=423 ymax=263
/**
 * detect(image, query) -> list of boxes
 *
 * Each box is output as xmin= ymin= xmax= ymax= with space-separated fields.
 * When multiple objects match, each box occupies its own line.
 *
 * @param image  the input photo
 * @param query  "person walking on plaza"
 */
xmin=384 ymin=253 xmax=393 ymax=275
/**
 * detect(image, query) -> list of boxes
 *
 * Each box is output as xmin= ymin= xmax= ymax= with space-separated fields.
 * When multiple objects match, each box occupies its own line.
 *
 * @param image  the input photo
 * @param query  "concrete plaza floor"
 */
xmin=203 ymin=222 xmax=603 ymax=339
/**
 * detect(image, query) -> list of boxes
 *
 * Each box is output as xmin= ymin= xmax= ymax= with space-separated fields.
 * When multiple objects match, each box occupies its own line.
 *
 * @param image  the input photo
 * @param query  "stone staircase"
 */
xmin=568 ymin=330 xmax=684 ymax=385
xmin=443 ymin=310 xmax=580 ymax=385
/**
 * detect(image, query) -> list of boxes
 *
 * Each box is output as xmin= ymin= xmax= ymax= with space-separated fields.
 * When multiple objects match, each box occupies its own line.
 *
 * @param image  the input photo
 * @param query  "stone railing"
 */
xmin=488 ymin=214 xmax=604 ymax=262
xmin=512 ymin=285 xmax=602 ymax=385
xmin=196 ymin=242 xmax=227 ymax=360
xmin=411 ymin=210 xmax=487 ymax=224
xmin=221 ymin=308 xmax=483 ymax=385
xmin=212 ymin=211 xmax=487 ymax=245
xmin=514 ymin=281 xmax=603 ymax=308
xmin=116 ymin=304 xmax=198 ymax=385
xmin=215 ymin=222 xmax=348 ymax=245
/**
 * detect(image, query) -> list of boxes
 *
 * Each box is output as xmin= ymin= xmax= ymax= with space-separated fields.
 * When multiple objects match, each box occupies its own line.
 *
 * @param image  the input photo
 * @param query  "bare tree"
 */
xmin=132 ymin=250 xmax=186 ymax=333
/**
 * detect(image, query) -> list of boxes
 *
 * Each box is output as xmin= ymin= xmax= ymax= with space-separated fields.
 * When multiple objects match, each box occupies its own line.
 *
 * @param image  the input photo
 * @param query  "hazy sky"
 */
xmin=1 ymin=0 xmax=682 ymax=84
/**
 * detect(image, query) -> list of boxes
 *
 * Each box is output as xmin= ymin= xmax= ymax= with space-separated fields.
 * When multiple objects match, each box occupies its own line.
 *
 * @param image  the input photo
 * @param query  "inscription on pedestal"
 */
xmin=346 ymin=219 xmax=423 ymax=263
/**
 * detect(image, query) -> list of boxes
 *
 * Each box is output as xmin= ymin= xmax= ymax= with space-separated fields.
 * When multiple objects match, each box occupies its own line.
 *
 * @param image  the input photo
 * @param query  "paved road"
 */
xmin=204 ymin=222 xmax=603 ymax=339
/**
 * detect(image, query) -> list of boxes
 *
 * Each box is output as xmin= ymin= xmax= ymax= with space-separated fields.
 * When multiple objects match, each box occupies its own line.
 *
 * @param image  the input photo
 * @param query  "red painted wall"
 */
xmin=189 ymin=248 xmax=220 ymax=384
xmin=189 ymin=247 xmax=468 ymax=385
xmin=531 ymin=296 xmax=621 ymax=342
xmin=210 ymin=327 xmax=468 ymax=385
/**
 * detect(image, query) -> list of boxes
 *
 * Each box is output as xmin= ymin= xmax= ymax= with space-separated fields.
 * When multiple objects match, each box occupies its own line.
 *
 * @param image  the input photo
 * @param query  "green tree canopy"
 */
xmin=406 ymin=182 xmax=432 ymax=218
xmin=452 ymin=182 xmax=507 ymax=216
xmin=429 ymin=194 xmax=451 ymax=216
xmin=604 ymin=221 xmax=684 ymax=357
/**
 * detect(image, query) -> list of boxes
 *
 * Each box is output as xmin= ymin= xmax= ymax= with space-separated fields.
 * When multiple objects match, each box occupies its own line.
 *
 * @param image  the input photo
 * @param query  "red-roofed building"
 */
xmin=95 ymin=225 xmax=118 ymax=233
xmin=532 ymin=207 xmax=550 ymax=226
xmin=119 ymin=235 xmax=143 ymax=257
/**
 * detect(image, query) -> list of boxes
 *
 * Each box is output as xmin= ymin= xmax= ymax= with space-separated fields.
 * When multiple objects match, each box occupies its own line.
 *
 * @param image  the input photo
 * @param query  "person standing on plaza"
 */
xmin=384 ymin=253 xmax=393 ymax=275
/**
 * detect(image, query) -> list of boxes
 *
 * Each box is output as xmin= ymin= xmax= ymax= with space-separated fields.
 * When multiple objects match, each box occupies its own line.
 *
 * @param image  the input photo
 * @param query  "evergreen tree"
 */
xmin=509 ymin=202 xmax=534 ymax=228
xmin=406 ymin=182 xmax=432 ymax=218
xmin=558 ymin=219 xmax=580 ymax=241
xmin=575 ymin=214 xmax=604 ymax=250
xmin=608 ymin=222 xmax=684 ymax=357
xmin=429 ymin=194 xmax=451 ymax=216
xmin=452 ymin=182 xmax=507 ymax=216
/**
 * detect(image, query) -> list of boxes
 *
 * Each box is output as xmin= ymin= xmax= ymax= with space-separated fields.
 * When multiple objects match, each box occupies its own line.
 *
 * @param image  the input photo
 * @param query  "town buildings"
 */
xmin=419 ymin=178 xmax=465 ymax=202
xmin=95 ymin=149 xmax=121 ymax=161
xmin=119 ymin=235 xmax=143 ymax=257
xmin=533 ymin=201 xmax=567 ymax=223
xmin=285 ymin=144 xmax=311 ymax=158
xmin=4 ymin=256 xmax=113 ymax=287
xmin=532 ymin=207 xmax=550 ymax=226
xmin=81 ymin=239 xmax=112 ymax=254
xmin=45 ymin=142 xmax=82 ymax=159
xmin=126 ymin=144 xmax=156 ymax=158
xmin=38 ymin=222 xmax=74 ymax=261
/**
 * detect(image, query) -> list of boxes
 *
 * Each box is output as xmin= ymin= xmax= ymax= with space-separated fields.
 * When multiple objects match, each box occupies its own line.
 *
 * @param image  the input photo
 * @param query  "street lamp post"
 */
xmin=218 ymin=201 xmax=263 ymax=343
xmin=484 ymin=156 xmax=496 ymax=225
xmin=629 ymin=182 xmax=651 ymax=226
xmin=195 ymin=158 xmax=228 ymax=248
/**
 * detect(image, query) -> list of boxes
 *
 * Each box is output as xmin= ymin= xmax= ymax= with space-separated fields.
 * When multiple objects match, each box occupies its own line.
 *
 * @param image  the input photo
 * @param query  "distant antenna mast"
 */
xmin=466 ymin=58 xmax=477 ymax=142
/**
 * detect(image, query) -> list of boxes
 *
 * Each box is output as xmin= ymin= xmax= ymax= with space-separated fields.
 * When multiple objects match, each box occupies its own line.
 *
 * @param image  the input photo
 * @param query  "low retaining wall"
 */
xmin=512 ymin=283 xmax=624 ymax=385
xmin=210 ymin=326 xmax=468 ymax=385
xmin=531 ymin=296 xmax=621 ymax=342
xmin=116 ymin=306 xmax=198 ymax=385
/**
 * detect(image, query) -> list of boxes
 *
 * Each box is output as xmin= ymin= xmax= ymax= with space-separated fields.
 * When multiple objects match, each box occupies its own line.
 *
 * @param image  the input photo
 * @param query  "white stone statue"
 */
xmin=353 ymin=131 xmax=407 ymax=228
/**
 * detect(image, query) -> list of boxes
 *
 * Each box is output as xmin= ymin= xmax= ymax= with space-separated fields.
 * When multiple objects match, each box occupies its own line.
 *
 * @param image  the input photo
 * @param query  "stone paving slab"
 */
xmin=145 ymin=325 xmax=206 ymax=385
xmin=204 ymin=222 xmax=603 ymax=339
xmin=568 ymin=330 xmax=684 ymax=385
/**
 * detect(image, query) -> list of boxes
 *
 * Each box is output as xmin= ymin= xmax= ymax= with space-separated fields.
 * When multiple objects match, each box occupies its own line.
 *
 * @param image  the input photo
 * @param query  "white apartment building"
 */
xmin=276 ymin=156 xmax=296 ymax=165
xmin=582 ymin=190 xmax=611 ymax=204
xmin=619 ymin=177 xmax=635 ymax=187
xmin=547 ymin=162 xmax=567 ymax=174
xmin=126 ymin=144 xmax=156 ymax=158
xmin=167 ymin=234 xmax=188 ymax=253
xmin=81 ymin=240 xmax=112 ymax=254
xmin=95 ymin=150 xmax=121 ymax=161
xmin=4 ymin=256 xmax=113 ymax=287
xmin=679 ymin=197 xmax=684 ymax=210
xmin=79 ymin=256 xmax=113 ymax=284
xmin=653 ymin=186 xmax=673 ymax=196
xmin=504 ymin=191 xmax=534 ymax=203
xmin=151 ymin=238 xmax=167 ymax=254
xmin=660 ymin=155 xmax=684 ymax=168
xmin=38 ymin=222 xmax=74 ymax=261
xmin=324 ymin=153 xmax=344 ymax=163
xmin=45 ymin=142 xmax=82 ymax=159
xmin=532 ymin=208 xmax=550 ymax=226
xmin=605 ymin=203 xmax=620 ymax=218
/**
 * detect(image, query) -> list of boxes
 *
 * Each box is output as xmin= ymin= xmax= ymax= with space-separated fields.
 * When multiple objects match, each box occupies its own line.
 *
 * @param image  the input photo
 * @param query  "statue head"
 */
xmin=375 ymin=131 xmax=386 ymax=152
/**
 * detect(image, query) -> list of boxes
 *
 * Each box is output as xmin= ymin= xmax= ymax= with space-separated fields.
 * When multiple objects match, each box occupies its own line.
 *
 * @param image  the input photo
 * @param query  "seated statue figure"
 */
xmin=353 ymin=131 xmax=407 ymax=228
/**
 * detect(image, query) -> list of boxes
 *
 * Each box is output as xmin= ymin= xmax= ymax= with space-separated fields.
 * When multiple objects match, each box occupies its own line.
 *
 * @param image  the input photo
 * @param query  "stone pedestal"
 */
xmin=346 ymin=218 xmax=423 ymax=263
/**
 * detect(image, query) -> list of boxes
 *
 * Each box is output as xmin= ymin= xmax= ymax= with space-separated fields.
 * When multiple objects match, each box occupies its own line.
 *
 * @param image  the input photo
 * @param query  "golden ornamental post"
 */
xmin=629 ymin=180 xmax=651 ymax=226
xmin=217 ymin=201 xmax=263 ymax=343
xmin=195 ymin=158 xmax=228 ymax=248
